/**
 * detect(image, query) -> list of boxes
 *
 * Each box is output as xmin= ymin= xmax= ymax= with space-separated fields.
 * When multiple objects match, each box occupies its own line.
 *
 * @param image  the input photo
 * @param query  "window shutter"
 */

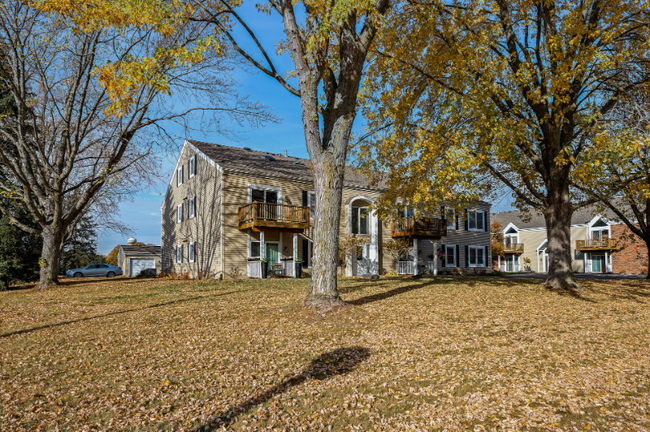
xmin=465 ymin=245 xmax=469 ymax=267
xmin=441 ymin=244 xmax=445 ymax=268
xmin=464 ymin=210 xmax=468 ymax=230
xmin=484 ymin=246 xmax=488 ymax=266
xmin=302 ymin=191 xmax=308 ymax=207
xmin=456 ymin=246 xmax=459 ymax=267
xmin=484 ymin=212 xmax=489 ymax=232
xmin=455 ymin=215 xmax=459 ymax=230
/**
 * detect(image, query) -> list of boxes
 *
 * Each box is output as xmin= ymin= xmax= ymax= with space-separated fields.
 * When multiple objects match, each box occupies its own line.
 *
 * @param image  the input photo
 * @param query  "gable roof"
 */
xmin=186 ymin=139 xmax=386 ymax=191
xmin=119 ymin=245 xmax=161 ymax=256
xmin=492 ymin=206 xmax=619 ymax=230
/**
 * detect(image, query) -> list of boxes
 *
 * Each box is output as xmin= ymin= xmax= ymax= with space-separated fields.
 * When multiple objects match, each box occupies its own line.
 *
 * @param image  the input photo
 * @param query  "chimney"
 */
xmin=284 ymin=150 xmax=287 ymax=157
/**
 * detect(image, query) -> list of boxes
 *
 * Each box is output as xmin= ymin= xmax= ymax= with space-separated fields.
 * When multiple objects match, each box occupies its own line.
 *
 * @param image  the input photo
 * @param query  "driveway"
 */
xmin=503 ymin=272 xmax=647 ymax=281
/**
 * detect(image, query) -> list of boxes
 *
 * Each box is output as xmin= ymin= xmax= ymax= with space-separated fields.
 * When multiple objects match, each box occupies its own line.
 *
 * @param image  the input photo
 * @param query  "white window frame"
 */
xmin=467 ymin=209 xmax=485 ymax=231
xmin=177 ymin=165 xmax=184 ymax=187
xmin=177 ymin=203 xmax=184 ymax=223
xmin=188 ymin=197 xmax=196 ymax=219
xmin=176 ymin=244 xmax=183 ymax=263
xmin=248 ymin=184 xmax=282 ymax=204
xmin=188 ymin=242 xmax=196 ymax=263
xmin=350 ymin=206 xmax=370 ymax=235
xmin=307 ymin=191 xmax=316 ymax=218
xmin=444 ymin=207 xmax=456 ymax=230
xmin=188 ymin=155 xmax=196 ymax=178
xmin=444 ymin=244 xmax=457 ymax=267
xmin=468 ymin=245 xmax=486 ymax=267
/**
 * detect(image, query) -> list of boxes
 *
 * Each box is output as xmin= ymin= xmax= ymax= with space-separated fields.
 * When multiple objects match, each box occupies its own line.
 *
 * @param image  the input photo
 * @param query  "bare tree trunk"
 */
xmin=544 ymin=189 xmax=580 ymax=291
xmin=39 ymin=224 xmax=64 ymax=289
xmin=305 ymin=142 xmax=349 ymax=308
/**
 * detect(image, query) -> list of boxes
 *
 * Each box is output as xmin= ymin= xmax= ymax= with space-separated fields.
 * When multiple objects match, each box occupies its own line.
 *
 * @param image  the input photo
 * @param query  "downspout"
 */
xmin=220 ymin=171 xmax=225 ymax=279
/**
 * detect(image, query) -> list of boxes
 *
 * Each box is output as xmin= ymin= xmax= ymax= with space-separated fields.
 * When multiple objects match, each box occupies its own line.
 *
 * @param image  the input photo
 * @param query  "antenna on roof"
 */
xmin=284 ymin=150 xmax=287 ymax=157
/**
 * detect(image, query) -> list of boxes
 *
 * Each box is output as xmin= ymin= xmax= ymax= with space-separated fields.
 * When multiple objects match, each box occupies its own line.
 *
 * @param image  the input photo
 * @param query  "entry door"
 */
xmin=265 ymin=244 xmax=279 ymax=266
xmin=505 ymin=255 xmax=514 ymax=272
xmin=356 ymin=244 xmax=370 ymax=274
xmin=592 ymin=254 xmax=604 ymax=272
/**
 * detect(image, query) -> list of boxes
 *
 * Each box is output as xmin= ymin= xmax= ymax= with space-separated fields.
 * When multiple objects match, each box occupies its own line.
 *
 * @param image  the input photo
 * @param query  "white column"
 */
xmin=498 ymin=255 xmax=501 ymax=272
xmin=260 ymin=231 xmax=265 ymax=260
xmin=349 ymin=249 xmax=356 ymax=276
xmin=413 ymin=238 xmax=418 ymax=275
xmin=293 ymin=233 xmax=298 ymax=278
xmin=605 ymin=251 xmax=612 ymax=273
xmin=583 ymin=252 xmax=587 ymax=274
xmin=433 ymin=241 xmax=438 ymax=275
xmin=369 ymin=212 xmax=379 ymax=275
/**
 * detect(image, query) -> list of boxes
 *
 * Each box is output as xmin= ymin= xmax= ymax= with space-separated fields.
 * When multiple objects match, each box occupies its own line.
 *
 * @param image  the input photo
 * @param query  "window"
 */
xmin=188 ymin=242 xmax=196 ymax=263
xmin=177 ymin=165 xmax=183 ymax=187
xmin=251 ymin=188 xmax=278 ymax=203
xmin=444 ymin=208 xmax=456 ymax=229
xmin=188 ymin=197 xmax=196 ymax=219
xmin=188 ymin=155 xmax=196 ymax=178
xmin=250 ymin=241 xmax=260 ymax=258
xmin=176 ymin=245 xmax=183 ymax=263
xmin=445 ymin=245 xmax=457 ymax=267
xmin=351 ymin=206 xmax=369 ymax=235
xmin=468 ymin=246 xmax=486 ymax=267
xmin=307 ymin=191 xmax=316 ymax=216
xmin=467 ymin=210 xmax=485 ymax=231
xmin=177 ymin=203 xmax=184 ymax=223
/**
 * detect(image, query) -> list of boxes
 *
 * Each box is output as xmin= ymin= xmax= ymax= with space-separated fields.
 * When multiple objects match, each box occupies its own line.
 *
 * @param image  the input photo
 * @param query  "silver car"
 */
xmin=66 ymin=263 xmax=123 ymax=278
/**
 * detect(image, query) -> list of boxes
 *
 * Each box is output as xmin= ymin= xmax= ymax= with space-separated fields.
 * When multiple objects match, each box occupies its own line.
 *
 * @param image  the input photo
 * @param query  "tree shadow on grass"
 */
xmin=195 ymin=346 xmax=371 ymax=431
xmin=347 ymin=280 xmax=438 ymax=306
xmin=0 ymin=288 xmax=253 ymax=339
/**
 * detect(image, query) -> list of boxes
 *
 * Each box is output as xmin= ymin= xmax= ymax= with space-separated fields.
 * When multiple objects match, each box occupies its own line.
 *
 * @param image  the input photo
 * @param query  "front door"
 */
xmin=356 ymin=244 xmax=370 ymax=275
xmin=592 ymin=254 xmax=604 ymax=273
xmin=265 ymin=243 xmax=279 ymax=266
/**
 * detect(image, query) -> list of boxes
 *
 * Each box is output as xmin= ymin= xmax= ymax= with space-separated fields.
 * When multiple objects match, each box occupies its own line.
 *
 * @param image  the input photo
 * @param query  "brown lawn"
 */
xmin=1 ymin=276 xmax=649 ymax=431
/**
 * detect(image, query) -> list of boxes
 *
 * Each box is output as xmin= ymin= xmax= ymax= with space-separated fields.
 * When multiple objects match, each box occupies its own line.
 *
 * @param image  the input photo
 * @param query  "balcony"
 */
xmin=238 ymin=202 xmax=310 ymax=232
xmin=504 ymin=243 xmax=524 ymax=254
xmin=391 ymin=217 xmax=447 ymax=239
xmin=576 ymin=238 xmax=617 ymax=251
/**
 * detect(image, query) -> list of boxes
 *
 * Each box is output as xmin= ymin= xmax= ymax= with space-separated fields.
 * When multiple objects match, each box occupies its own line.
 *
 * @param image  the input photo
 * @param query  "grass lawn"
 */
xmin=1 ymin=276 xmax=650 ymax=431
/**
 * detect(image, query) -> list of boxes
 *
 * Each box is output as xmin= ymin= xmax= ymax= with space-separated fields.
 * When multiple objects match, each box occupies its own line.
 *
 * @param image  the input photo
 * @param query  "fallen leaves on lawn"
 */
xmin=1 ymin=276 xmax=650 ymax=431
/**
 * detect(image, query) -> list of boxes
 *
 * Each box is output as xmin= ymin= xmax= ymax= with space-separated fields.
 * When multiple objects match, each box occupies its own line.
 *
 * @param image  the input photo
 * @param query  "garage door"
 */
xmin=130 ymin=258 xmax=156 ymax=277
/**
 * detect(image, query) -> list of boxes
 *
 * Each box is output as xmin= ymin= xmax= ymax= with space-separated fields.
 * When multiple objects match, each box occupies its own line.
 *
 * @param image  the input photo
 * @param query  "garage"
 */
xmin=129 ymin=258 xmax=157 ymax=277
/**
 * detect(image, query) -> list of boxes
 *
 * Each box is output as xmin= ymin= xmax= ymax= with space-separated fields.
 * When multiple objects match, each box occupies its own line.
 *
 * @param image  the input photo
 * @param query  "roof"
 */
xmin=186 ymin=139 xmax=387 ymax=191
xmin=119 ymin=245 xmax=161 ymax=256
xmin=492 ymin=206 xmax=619 ymax=230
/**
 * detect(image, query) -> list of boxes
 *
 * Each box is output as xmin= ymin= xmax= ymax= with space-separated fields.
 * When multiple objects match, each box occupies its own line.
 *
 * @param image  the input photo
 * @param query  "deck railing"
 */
xmin=576 ymin=238 xmax=617 ymax=250
xmin=391 ymin=217 xmax=447 ymax=238
xmin=504 ymin=243 xmax=524 ymax=253
xmin=238 ymin=202 xmax=310 ymax=231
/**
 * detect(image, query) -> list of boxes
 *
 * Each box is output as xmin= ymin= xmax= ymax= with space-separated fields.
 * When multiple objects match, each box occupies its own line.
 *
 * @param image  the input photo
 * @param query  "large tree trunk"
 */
xmin=39 ymin=224 xmax=64 ymax=289
xmin=543 ymin=191 xmax=580 ymax=291
xmin=303 ymin=117 xmax=354 ymax=310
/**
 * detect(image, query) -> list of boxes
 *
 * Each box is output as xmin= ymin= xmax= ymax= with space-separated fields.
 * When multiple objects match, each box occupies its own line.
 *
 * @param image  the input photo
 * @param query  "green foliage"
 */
xmin=0 ymin=217 xmax=42 ymax=289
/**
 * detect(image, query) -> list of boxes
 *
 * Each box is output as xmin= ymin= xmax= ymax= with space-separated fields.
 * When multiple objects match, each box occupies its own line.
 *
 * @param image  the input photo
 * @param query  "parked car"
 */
xmin=66 ymin=264 xmax=123 ymax=278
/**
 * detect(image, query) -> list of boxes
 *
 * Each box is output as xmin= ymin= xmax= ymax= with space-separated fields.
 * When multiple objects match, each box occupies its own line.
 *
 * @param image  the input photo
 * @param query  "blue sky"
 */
xmin=96 ymin=4 xmax=514 ymax=255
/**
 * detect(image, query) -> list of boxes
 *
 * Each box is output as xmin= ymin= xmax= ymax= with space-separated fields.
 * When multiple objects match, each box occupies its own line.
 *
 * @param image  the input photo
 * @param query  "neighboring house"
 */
xmin=118 ymin=245 xmax=162 ymax=277
xmin=161 ymin=140 xmax=492 ymax=278
xmin=492 ymin=208 xmax=649 ymax=275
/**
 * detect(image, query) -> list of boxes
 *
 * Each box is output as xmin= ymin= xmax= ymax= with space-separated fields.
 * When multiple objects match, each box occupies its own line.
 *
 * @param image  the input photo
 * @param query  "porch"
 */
xmin=391 ymin=217 xmax=447 ymax=239
xmin=576 ymin=238 xmax=617 ymax=251
xmin=238 ymin=202 xmax=310 ymax=232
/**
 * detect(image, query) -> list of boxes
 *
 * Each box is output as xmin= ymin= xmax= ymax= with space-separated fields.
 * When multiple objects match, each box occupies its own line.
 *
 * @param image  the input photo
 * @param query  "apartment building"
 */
xmin=161 ymin=140 xmax=492 ymax=278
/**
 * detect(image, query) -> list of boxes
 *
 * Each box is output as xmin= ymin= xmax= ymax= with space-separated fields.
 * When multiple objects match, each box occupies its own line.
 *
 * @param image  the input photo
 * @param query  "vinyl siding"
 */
xmin=161 ymin=146 xmax=222 ymax=278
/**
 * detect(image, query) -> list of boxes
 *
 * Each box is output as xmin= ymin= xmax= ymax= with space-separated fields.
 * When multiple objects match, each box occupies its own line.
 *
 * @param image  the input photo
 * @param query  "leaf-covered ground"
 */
xmin=1 ymin=276 xmax=650 ymax=431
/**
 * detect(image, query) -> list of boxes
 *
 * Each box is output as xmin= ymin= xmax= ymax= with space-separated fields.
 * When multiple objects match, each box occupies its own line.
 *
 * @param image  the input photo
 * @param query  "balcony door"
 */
xmin=265 ymin=243 xmax=279 ymax=266
xmin=251 ymin=188 xmax=278 ymax=220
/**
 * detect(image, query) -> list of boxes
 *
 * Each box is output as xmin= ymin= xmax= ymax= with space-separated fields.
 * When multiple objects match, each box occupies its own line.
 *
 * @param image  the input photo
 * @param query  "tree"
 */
xmin=383 ymin=238 xmax=412 ymax=268
xmin=491 ymin=221 xmax=505 ymax=261
xmin=0 ymin=215 xmax=41 ymax=290
xmin=0 ymin=0 xmax=273 ymax=289
xmin=192 ymin=0 xmax=391 ymax=308
xmin=60 ymin=216 xmax=104 ymax=272
xmin=357 ymin=0 xmax=650 ymax=290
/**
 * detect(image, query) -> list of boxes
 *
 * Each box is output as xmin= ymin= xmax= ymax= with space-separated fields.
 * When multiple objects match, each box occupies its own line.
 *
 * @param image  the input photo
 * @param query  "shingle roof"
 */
xmin=187 ymin=140 xmax=386 ymax=190
xmin=120 ymin=245 xmax=161 ymax=256
xmin=492 ymin=206 xmax=620 ymax=230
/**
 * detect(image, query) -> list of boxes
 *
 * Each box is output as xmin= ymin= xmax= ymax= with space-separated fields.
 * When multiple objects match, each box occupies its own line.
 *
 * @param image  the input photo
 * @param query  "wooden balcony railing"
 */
xmin=576 ymin=238 xmax=617 ymax=251
xmin=391 ymin=217 xmax=447 ymax=239
xmin=504 ymin=243 xmax=524 ymax=254
xmin=238 ymin=202 xmax=310 ymax=232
